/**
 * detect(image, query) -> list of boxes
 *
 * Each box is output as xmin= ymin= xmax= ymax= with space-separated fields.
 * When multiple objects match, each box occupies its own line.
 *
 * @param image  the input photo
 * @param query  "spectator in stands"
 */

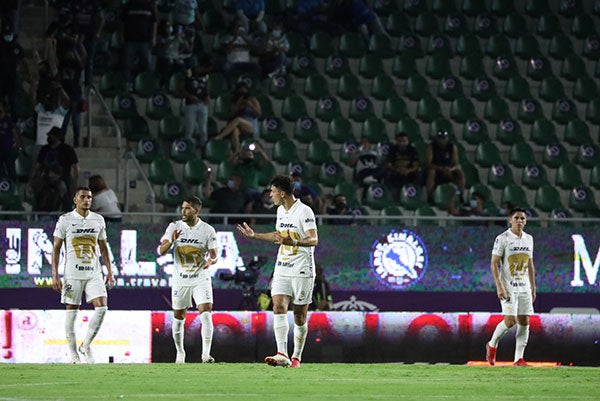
xmin=291 ymin=0 xmax=335 ymax=37
xmin=28 ymin=127 xmax=79 ymax=212
xmin=245 ymin=188 xmax=277 ymax=225
xmin=425 ymin=130 xmax=465 ymax=203
xmin=494 ymin=201 xmax=514 ymax=227
xmin=349 ymin=135 xmax=386 ymax=190
xmin=58 ymin=43 xmax=87 ymax=148
xmin=231 ymin=142 xmax=270 ymax=204
xmin=88 ymin=174 xmax=122 ymax=223
xmin=220 ymin=19 xmax=261 ymax=89
xmin=206 ymin=173 xmax=247 ymax=224
xmin=0 ymin=0 xmax=19 ymax=33
xmin=235 ymin=0 xmax=267 ymax=35
xmin=214 ymin=82 xmax=261 ymax=153
xmin=155 ymin=19 xmax=189 ymax=87
xmin=384 ymin=132 xmax=422 ymax=200
xmin=447 ymin=191 xmax=490 ymax=226
xmin=323 ymin=194 xmax=354 ymax=225
xmin=44 ymin=6 xmax=79 ymax=61
xmin=0 ymin=23 xmax=25 ymax=118
xmin=33 ymin=78 xmax=70 ymax=149
xmin=0 ymin=102 xmax=18 ymax=181
xmin=328 ymin=0 xmax=387 ymax=40
xmin=171 ymin=0 xmax=200 ymax=67
xmin=121 ymin=0 xmax=158 ymax=91
xmin=35 ymin=54 xmax=60 ymax=106
xmin=258 ymin=20 xmax=289 ymax=78
xmin=292 ymin=172 xmax=322 ymax=215
xmin=70 ymin=0 xmax=105 ymax=89
xmin=180 ymin=60 xmax=211 ymax=149
xmin=311 ymin=263 xmax=332 ymax=311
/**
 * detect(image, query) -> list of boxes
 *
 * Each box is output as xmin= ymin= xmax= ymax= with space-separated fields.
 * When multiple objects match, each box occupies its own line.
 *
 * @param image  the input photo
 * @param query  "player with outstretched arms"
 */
xmin=158 ymin=196 xmax=218 ymax=363
xmin=486 ymin=207 xmax=536 ymax=366
xmin=51 ymin=187 xmax=114 ymax=364
xmin=237 ymin=174 xmax=318 ymax=368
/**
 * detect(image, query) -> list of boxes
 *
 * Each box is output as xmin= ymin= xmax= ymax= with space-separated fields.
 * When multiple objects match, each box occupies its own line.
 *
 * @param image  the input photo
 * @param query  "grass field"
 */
xmin=1 ymin=363 xmax=598 ymax=401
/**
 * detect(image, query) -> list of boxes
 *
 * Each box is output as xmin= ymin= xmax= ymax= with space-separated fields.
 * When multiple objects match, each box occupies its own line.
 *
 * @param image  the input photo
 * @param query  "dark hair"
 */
xmin=183 ymin=196 xmax=202 ymax=210
xmin=74 ymin=186 xmax=92 ymax=196
xmin=88 ymin=175 xmax=107 ymax=193
xmin=471 ymin=192 xmax=485 ymax=202
xmin=396 ymin=132 xmax=408 ymax=138
xmin=269 ymin=175 xmax=294 ymax=195
xmin=509 ymin=207 xmax=527 ymax=217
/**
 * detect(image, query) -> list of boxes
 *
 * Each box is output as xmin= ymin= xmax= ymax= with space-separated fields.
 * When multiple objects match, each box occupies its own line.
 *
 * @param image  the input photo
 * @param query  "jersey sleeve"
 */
xmin=160 ymin=222 xmax=177 ymax=243
xmin=299 ymin=205 xmax=317 ymax=234
xmin=98 ymin=215 xmax=107 ymax=241
xmin=491 ymin=234 xmax=505 ymax=257
xmin=207 ymin=226 xmax=218 ymax=250
xmin=53 ymin=214 xmax=67 ymax=239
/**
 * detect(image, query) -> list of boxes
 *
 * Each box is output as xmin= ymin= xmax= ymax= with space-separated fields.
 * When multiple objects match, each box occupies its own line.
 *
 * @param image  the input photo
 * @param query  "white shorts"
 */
xmin=172 ymin=281 xmax=213 ymax=310
xmin=501 ymin=292 xmax=534 ymax=316
xmin=61 ymin=275 xmax=107 ymax=306
xmin=271 ymin=276 xmax=314 ymax=306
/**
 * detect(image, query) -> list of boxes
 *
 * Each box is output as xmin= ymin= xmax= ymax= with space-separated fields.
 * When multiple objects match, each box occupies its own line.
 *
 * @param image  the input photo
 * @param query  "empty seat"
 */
xmin=496 ymin=118 xmax=523 ymax=146
xmin=484 ymin=96 xmax=511 ymax=123
xmin=348 ymin=96 xmax=375 ymax=123
xmin=307 ymin=139 xmax=333 ymax=165
xmin=360 ymin=116 xmax=389 ymax=143
xmin=405 ymin=73 xmax=430 ymax=101
xmin=539 ymin=76 xmax=565 ymax=102
xmin=260 ymin=116 xmax=285 ymax=143
xmin=399 ymin=184 xmax=427 ymax=211
xmin=542 ymin=143 xmax=569 ymax=168
xmin=529 ymin=117 xmax=558 ymax=146
xmin=358 ymin=54 xmax=385 ymax=79
xmin=462 ymin=119 xmax=489 ymax=145
xmin=474 ymin=141 xmax=502 ymax=167
xmin=159 ymin=182 xmax=186 ymax=208
xmin=315 ymin=96 xmax=342 ymax=122
xmin=487 ymin=162 xmax=514 ymax=189
xmin=325 ymin=54 xmax=351 ymax=79
xmin=534 ymin=184 xmax=563 ymax=212
xmin=111 ymin=93 xmax=138 ymax=119
xmin=182 ymin=157 xmax=208 ymax=185
xmin=501 ymin=184 xmax=529 ymax=207
xmin=471 ymin=77 xmax=498 ymax=101
xmin=521 ymin=164 xmax=549 ymax=189
xmin=514 ymin=33 xmax=541 ymax=60
xmin=564 ymin=118 xmax=593 ymax=146
xmin=158 ymin=115 xmax=183 ymax=141
xmin=381 ymin=97 xmax=407 ymax=122
xmin=204 ymin=138 xmax=232 ymax=164
xmin=148 ymin=157 xmax=175 ymax=185
xmin=556 ymin=162 xmax=583 ymax=189
xmin=416 ymin=95 xmax=442 ymax=122
xmin=573 ymin=76 xmax=598 ymax=102
xmin=336 ymin=73 xmax=362 ymax=100
xmin=508 ymin=142 xmax=536 ymax=168
xmin=281 ymin=94 xmax=307 ymax=122
xmin=450 ymin=96 xmax=477 ymax=123
xmin=517 ymin=98 xmax=544 ymax=124
xmin=303 ymin=74 xmax=329 ymax=100
xmin=293 ymin=116 xmax=320 ymax=144
xmin=371 ymin=74 xmax=398 ymax=101
xmin=169 ymin=138 xmax=195 ymax=163
xmin=327 ymin=117 xmax=355 ymax=144
xmin=135 ymin=137 xmax=160 ymax=163
xmin=551 ymin=98 xmax=578 ymax=125
xmin=272 ymin=138 xmax=299 ymax=165
xmin=568 ymin=185 xmax=598 ymax=213
xmin=574 ymin=143 xmax=600 ymax=169
xmin=363 ymin=184 xmax=393 ymax=210
xmin=438 ymin=76 xmax=464 ymax=101
xmin=338 ymin=32 xmax=367 ymax=58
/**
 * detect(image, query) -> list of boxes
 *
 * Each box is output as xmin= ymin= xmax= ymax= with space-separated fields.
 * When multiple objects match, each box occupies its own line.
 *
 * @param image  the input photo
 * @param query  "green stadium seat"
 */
xmin=529 ymin=118 xmax=558 ymax=146
xmin=585 ymin=97 xmax=600 ymax=124
xmin=360 ymin=116 xmax=389 ymax=143
xmin=392 ymin=54 xmax=417 ymax=80
xmin=496 ymin=118 xmax=523 ymax=146
xmin=204 ymin=138 xmax=232 ymax=164
xmin=99 ymin=71 xmax=126 ymax=97
xmin=371 ymin=74 xmax=398 ymax=101
xmin=303 ymin=74 xmax=329 ymax=100
xmin=315 ymin=96 xmax=342 ymax=122
xmin=521 ymin=164 xmax=549 ymax=189
xmin=135 ymin=138 xmax=160 ymax=163
xmin=386 ymin=11 xmax=410 ymax=37
xmin=404 ymin=0 xmax=428 ymax=15
xmin=363 ymin=184 xmax=393 ymax=210
xmin=569 ymin=185 xmax=598 ymax=213
xmin=459 ymin=54 xmax=485 ymax=80
xmin=169 ymin=138 xmax=195 ymax=163
xmin=167 ymin=72 xmax=185 ymax=98
xmin=333 ymin=181 xmax=359 ymax=205
xmin=456 ymin=33 xmax=482 ymax=56
xmin=548 ymin=32 xmax=574 ymax=60
xmin=397 ymin=33 xmax=425 ymax=58
xmin=416 ymin=95 xmax=442 ymax=123
xmin=148 ymin=157 xmax=175 ymax=185
xmin=486 ymin=34 xmax=512 ymax=57
xmin=145 ymin=93 xmax=172 ymax=120
xmin=505 ymin=76 xmax=531 ymax=101
xmin=336 ymin=73 xmax=362 ymax=100
xmin=539 ymin=76 xmax=565 ymax=102
xmin=182 ymin=157 xmax=208 ymax=185
xmin=551 ymin=98 xmax=578 ymax=125
xmin=307 ymin=139 xmax=333 ymax=165
xmin=501 ymin=184 xmax=529 ymax=207
xmin=514 ymin=34 xmax=541 ymax=60
xmin=348 ymin=96 xmax=375 ymax=123
xmin=427 ymin=34 xmax=453 ymax=57
xmin=338 ymin=32 xmax=367 ymax=58
xmin=256 ymin=94 xmax=274 ymax=117
xmin=471 ymin=77 xmax=497 ymax=101
xmin=474 ymin=141 xmax=502 ymax=167
xmin=399 ymin=184 xmax=427 ymax=211
xmin=484 ymin=96 xmax=511 ymax=123
xmin=488 ymin=162 xmax=514 ymax=189
xmin=536 ymin=13 xmax=561 ymax=38
xmin=368 ymin=33 xmax=395 ymax=58
xmin=327 ymin=117 xmax=355 ymax=145
xmin=379 ymin=205 xmax=403 ymax=224
xmin=291 ymin=54 xmax=317 ymax=78
xmin=589 ymin=164 xmax=600 ymax=189
xmin=492 ymin=55 xmax=518 ymax=80
xmin=518 ymin=99 xmax=544 ymax=124
xmin=325 ymin=54 xmax=351 ymax=79
xmin=133 ymin=71 xmax=160 ymax=98
xmin=433 ymin=182 xmax=459 ymax=210
xmin=415 ymin=205 xmax=438 ymax=226
xmin=268 ymin=73 xmax=294 ymax=100
xmin=570 ymin=14 xmax=596 ymax=39
xmin=123 ymin=116 xmax=150 ymax=142
xmin=414 ymin=13 xmax=440 ymax=37
xmin=450 ymin=97 xmax=477 ymax=123
xmin=534 ymin=184 xmax=563 ymax=212
xmin=272 ymin=138 xmax=299 ymax=165
xmin=503 ymin=12 xmax=527 ymax=38
xmin=286 ymin=30 xmax=308 ymax=57
xmin=405 ymin=74 xmax=429 ymax=101
xmin=293 ymin=116 xmax=320 ymax=144
xmin=508 ymin=142 xmax=536 ymax=168
xmin=159 ymin=182 xmax=186 ymax=208
xmin=206 ymin=72 xmax=228 ymax=99
xmin=257 ymin=161 xmax=277 ymax=187
xmin=443 ymin=13 xmax=468 ymax=37
xmin=561 ymin=55 xmax=588 ymax=82
xmin=556 ymin=162 xmax=583 ymax=189
xmin=573 ymin=76 xmax=598 ymax=102
xmin=111 ymin=93 xmax=138 ymax=119
xmin=281 ymin=94 xmax=307 ymax=122
xmin=158 ymin=115 xmax=183 ymax=141
xmin=260 ymin=116 xmax=285 ymax=143
xmin=547 ymin=208 xmax=574 ymax=226
xmin=309 ymin=31 xmax=335 ymax=58
xmin=526 ymin=56 xmax=554 ymax=81
xmin=438 ymin=76 xmax=464 ymax=101
xmin=462 ymin=0 xmax=488 ymax=16
xmin=542 ymin=143 xmax=569 ymax=169
xmin=474 ymin=14 xmax=499 ymax=38
xmin=317 ymin=162 xmax=345 ymax=187
xmin=382 ymin=97 xmax=407 ymax=122
xmin=425 ymin=53 xmax=452 ymax=80
xmin=564 ymin=119 xmax=593 ymax=146
xmin=461 ymin=160 xmax=480 ymax=188
xmin=574 ymin=144 xmax=600 ymax=169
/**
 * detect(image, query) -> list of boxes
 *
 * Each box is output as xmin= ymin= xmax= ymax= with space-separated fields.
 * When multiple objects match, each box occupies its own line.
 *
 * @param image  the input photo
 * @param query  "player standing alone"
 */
xmin=51 ymin=187 xmax=115 ymax=364
xmin=158 ymin=196 xmax=218 ymax=363
xmin=486 ymin=207 xmax=536 ymax=366
xmin=237 ymin=175 xmax=318 ymax=368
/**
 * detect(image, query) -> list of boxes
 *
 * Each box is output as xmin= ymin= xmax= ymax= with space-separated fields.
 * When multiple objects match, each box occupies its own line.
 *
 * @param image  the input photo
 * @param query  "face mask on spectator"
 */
xmin=469 ymin=199 xmax=478 ymax=208
xmin=293 ymin=181 xmax=301 ymax=190
xmin=272 ymin=30 xmax=281 ymax=38
xmin=227 ymin=180 xmax=235 ymax=190
xmin=3 ymin=34 xmax=13 ymax=42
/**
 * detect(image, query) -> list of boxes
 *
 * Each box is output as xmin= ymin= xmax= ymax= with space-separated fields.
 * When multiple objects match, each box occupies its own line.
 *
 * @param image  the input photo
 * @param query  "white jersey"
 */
xmin=53 ymin=210 xmax=107 ymax=280
xmin=491 ymin=229 xmax=534 ymax=294
xmin=161 ymin=219 xmax=217 ymax=286
xmin=274 ymin=199 xmax=317 ymax=278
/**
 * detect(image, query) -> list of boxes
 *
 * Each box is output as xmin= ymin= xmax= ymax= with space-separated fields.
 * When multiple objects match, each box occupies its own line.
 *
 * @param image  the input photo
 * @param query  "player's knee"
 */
xmin=504 ymin=316 xmax=517 ymax=327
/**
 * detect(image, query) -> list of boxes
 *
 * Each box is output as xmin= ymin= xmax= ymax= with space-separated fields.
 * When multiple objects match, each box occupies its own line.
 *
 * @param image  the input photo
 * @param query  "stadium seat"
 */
xmin=309 ymin=32 xmax=335 ymax=58
xmin=589 ymin=164 xmax=600 ymax=189
xmin=505 ymin=76 xmax=531 ymax=101
xmin=382 ymin=97 xmax=407 ymax=122
xmin=484 ymin=96 xmax=511 ymax=123
xmin=291 ymin=54 xmax=317 ymax=78
xmin=135 ymin=138 xmax=160 ymax=163
xmin=573 ymin=76 xmax=598 ymax=102
xmin=534 ymin=184 xmax=563 ymax=212
xmin=169 ymin=138 xmax=195 ymax=163
xmin=556 ymin=162 xmax=583 ymax=189
xmin=503 ymin=12 xmax=527 ymax=38
xmin=307 ymin=139 xmax=333 ymax=165
xmin=456 ymin=33 xmax=482 ymax=56
xmin=123 ymin=116 xmax=150 ymax=142
xmin=517 ymin=98 xmax=544 ymax=124
xmin=268 ymin=74 xmax=294 ymax=100
xmin=496 ymin=118 xmax=523 ymax=146
xmin=486 ymin=34 xmax=512 ymax=57
xmin=348 ymin=96 xmax=375 ymax=123
xmin=443 ymin=13 xmax=468 ymax=37
xmin=459 ymin=54 xmax=485 ymax=80
xmin=363 ymin=184 xmax=393 ymax=210
xmin=303 ymin=74 xmax=329 ymax=100
xmin=158 ymin=115 xmax=183 ymax=141
xmin=281 ymin=94 xmax=307 ymax=122
xmin=427 ymin=34 xmax=453 ymax=57
xmin=585 ymin=97 xmax=600 ymax=124
xmin=204 ymin=138 xmax=232 ymax=164
xmin=368 ymin=33 xmax=395 ymax=58
xmin=391 ymin=54 xmax=417 ymax=80
xmin=386 ymin=11 xmax=410 ymax=37
xmin=399 ymin=184 xmax=427 ymax=211
xmin=397 ymin=33 xmax=425 ymax=58
xmin=574 ymin=144 xmax=600 ymax=169
xmin=361 ymin=116 xmax=389 ymax=143
xmin=167 ymin=72 xmax=185 ymax=98
xmin=526 ymin=56 xmax=554 ymax=81
xmin=416 ymin=95 xmax=442 ymax=123
xmin=182 ymin=157 xmax=208 ymax=185
xmin=333 ymin=182 xmax=359 ymax=205
xmin=293 ymin=116 xmax=320 ymax=144
xmin=492 ymin=0 xmax=516 ymax=16
xmin=449 ymin=97 xmax=477 ymax=123
xmin=327 ymin=117 xmax=355 ymax=144
xmin=548 ymin=32 xmax=574 ymax=60
xmin=433 ymin=183 xmax=459 ymax=210
xmin=111 ymin=93 xmax=138 ymax=119
xmin=462 ymin=0 xmax=488 ymax=16
xmin=148 ymin=157 xmax=175 ymax=185
xmin=529 ymin=118 xmax=558 ymax=146
xmin=159 ymin=182 xmax=186 ymax=208
xmin=537 ymin=13 xmax=560 ymax=35
xmin=507 ymin=141 xmax=536 ymax=170
xmin=438 ymin=76 xmax=464 ymax=101
xmin=582 ymin=34 xmax=600 ymax=61
xmin=272 ymin=138 xmax=299 ymax=165
xmin=521 ymin=164 xmax=549 ymax=189
xmin=145 ymin=93 xmax=172 ymax=120
xmin=339 ymin=141 xmax=359 ymax=167
xmin=539 ymin=76 xmax=565 ymax=102
xmin=315 ymin=96 xmax=342 ymax=122
xmin=338 ymin=32 xmax=367 ymax=58
xmin=501 ymin=184 xmax=529 ymax=207
xmin=414 ymin=205 xmax=438 ymax=226
xmin=492 ymin=55 xmax=519 ymax=81
xmin=286 ymin=30 xmax=308 ymax=57
xmin=561 ymin=55 xmax=588 ymax=82
xmin=425 ymin=53 xmax=452 ymax=80
xmin=542 ymin=143 xmax=569 ymax=169
xmin=372 ymin=74 xmax=398 ymax=101
xmin=257 ymin=161 xmax=277 ymax=187
xmin=260 ymin=116 xmax=285 ymax=143
xmin=134 ymin=71 xmax=160 ymax=98
xmin=405 ymin=74 xmax=430 ymax=101
xmin=99 ymin=71 xmax=127 ymax=97
xmin=415 ymin=13 xmax=440 ymax=37
xmin=460 ymin=119 xmax=488 ymax=146
xmin=325 ymin=54 xmax=351 ymax=79
xmin=564 ymin=119 xmax=593 ymax=146
xmin=461 ymin=160 xmax=480 ymax=188
xmin=474 ymin=141 xmax=502 ymax=167
xmin=547 ymin=208 xmax=574 ymax=226
xmin=514 ymin=34 xmax=541 ymax=60
xmin=487 ymin=162 xmax=514 ymax=189
xmin=336 ymin=74 xmax=362 ymax=100
xmin=255 ymin=94 xmax=274 ymax=117
xmin=569 ymin=185 xmax=599 ymax=213
xmin=471 ymin=77 xmax=497 ymax=101
xmin=570 ymin=14 xmax=595 ymax=39
xmin=551 ymin=98 xmax=578 ymax=125
xmin=404 ymin=0 xmax=428 ymax=15
xmin=474 ymin=14 xmax=499 ymax=38
xmin=379 ymin=205 xmax=403 ymax=224
xmin=317 ymin=162 xmax=345 ymax=187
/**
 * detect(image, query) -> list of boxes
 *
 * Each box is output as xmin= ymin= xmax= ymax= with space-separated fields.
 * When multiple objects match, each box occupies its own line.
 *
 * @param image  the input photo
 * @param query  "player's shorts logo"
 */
xmin=370 ymin=229 xmax=428 ymax=289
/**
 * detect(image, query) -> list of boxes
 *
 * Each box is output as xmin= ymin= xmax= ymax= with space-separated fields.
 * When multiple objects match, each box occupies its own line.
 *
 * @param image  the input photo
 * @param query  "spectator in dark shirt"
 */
xmin=180 ymin=61 xmax=211 ymax=148
xmin=292 ymin=172 xmax=321 ymax=215
xmin=70 ymin=0 xmax=104 ymax=88
xmin=244 ymin=188 xmax=277 ymax=225
xmin=425 ymin=130 xmax=465 ymax=202
xmin=323 ymin=194 xmax=354 ymax=225
xmin=58 ymin=43 xmax=87 ymax=148
xmin=121 ymin=0 xmax=158 ymax=91
xmin=44 ymin=7 xmax=79 ymax=61
xmin=384 ymin=132 xmax=422 ymax=200
xmin=0 ymin=24 xmax=25 ymax=118
xmin=207 ymin=173 xmax=247 ymax=224
xmin=155 ymin=18 xmax=189 ymax=87
xmin=235 ymin=0 xmax=266 ymax=35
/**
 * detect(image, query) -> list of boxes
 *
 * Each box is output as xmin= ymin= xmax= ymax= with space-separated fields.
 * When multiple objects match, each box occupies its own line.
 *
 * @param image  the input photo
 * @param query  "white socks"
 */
xmin=81 ymin=306 xmax=107 ymax=350
xmin=273 ymin=314 xmax=289 ymax=356
xmin=65 ymin=310 xmax=78 ymax=358
xmin=514 ymin=324 xmax=530 ymax=362
xmin=292 ymin=323 xmax=308 ymax=361
xmin=489 ymin=320 xmax=510 ymax=348
xmin=172 ymin=317 xmax=185 ymax=353
xmin=200 ymin=311 xmax=213 ymax=358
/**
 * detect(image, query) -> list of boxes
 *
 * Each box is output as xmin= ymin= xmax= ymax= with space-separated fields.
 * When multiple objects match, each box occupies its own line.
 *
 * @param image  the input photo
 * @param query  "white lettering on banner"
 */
xmin=4 ymin=228 xmax=21 ymax=274
xmin=27 ymin=229 xmax=62 ymax=275
xmin=571 ymin=234 xmax=600 ymax=287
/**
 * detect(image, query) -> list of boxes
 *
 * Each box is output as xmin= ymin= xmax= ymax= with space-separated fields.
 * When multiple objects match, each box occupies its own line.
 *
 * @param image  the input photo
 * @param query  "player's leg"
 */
xmin=172 ymin=286 xmax=192 ymax=363
xmin=290 ymin=277 xmax=314 ymax=368
xmin=79 ymin=276 xmax=109 ymax=363
xmin=514 ymin=293 xmax=534 ymax=365
xmin=264 ymin=277 xmax=292 ymax=367
xmin=61 ymin=278 xmax=83 ymax=363
xmin=194 ymin=282 xmax=215 ymax=363
xmin=486 ymin=296 xmax=517 ymax=365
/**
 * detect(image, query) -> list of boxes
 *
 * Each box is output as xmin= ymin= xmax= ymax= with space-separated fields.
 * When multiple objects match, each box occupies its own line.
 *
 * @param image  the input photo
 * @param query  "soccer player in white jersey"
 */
xmin=486 ymin=207 xmax=536 ymax=366
xmin=158 ymin=196 xmax=218 ymax=364
xmin=51 ymin=187 xmax=115 ymax=364
xmin=237 ymin=174 xmax=318 ymax=368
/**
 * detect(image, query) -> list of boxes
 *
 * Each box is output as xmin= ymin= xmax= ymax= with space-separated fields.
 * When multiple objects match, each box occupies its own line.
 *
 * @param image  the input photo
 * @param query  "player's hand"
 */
xmin=171 ymin=230 xmax=182 ymax=242
xmin=236 ymin=222 xmax=255 ymax=238
xmin=497 ymin=287 xmax=508 ymax=301
xmin=105 ymin=275 xmax=115 ymax=290
xmin=52 ymin=275 xmax=62 ymax=293
xmin=274 ymin=229 xmax=292 ymax=245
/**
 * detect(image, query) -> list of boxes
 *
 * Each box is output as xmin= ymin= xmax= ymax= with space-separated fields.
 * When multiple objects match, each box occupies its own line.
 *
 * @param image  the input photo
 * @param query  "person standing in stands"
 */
xmin=70 ymin=0 xmax=105 ymax=89
xmin=121 ymin=0 xmax=157 ymax=91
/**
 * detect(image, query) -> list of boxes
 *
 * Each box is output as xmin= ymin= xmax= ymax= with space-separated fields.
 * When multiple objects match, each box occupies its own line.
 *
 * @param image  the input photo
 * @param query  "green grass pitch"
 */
xmin=0 ymin=363 xmax=597 ymax=401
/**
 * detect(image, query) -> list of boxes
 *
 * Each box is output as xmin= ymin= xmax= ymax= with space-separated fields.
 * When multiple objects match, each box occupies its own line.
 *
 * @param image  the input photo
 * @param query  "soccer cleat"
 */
xmin=513 ymin=358 xmax=529 ymax=366
xmin=70 ymin=355 xmax=81 ymax=364
xmin=264 ymin=352 xmax=291 ymax=367
xmin=201 ymin=355 xmax=215 ymax=363
xmin=175 ymin=351 xmax=186 ymax=364
xmin=78 ymin=345 xmax=95 ymax=364
xmin=290 ymin=357 xmax=301 ymax=368
xmin=485 ymin=343 xmax=497 ymax=366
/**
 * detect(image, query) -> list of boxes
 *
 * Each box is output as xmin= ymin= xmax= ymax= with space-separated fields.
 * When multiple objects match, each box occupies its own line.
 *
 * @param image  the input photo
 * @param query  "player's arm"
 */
xmin=490 ymin=254 xmax=507 ymax=301
xmin=51 ymin=236 xmax=64 ymax=293
xmin=237 ymin=222 xmax=278 ymax=242
xmin=528 ymin=258 xmax=536 ymax=302
xmin=205 ymin=248 xmax=218 ymax=268
xmin=275 ymin=228 xmax=318 ymax=247
xmin=98 ymin=239 xmax=115 ymax=289
xmin=158 ymin=224 xmax=180 ymax=255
